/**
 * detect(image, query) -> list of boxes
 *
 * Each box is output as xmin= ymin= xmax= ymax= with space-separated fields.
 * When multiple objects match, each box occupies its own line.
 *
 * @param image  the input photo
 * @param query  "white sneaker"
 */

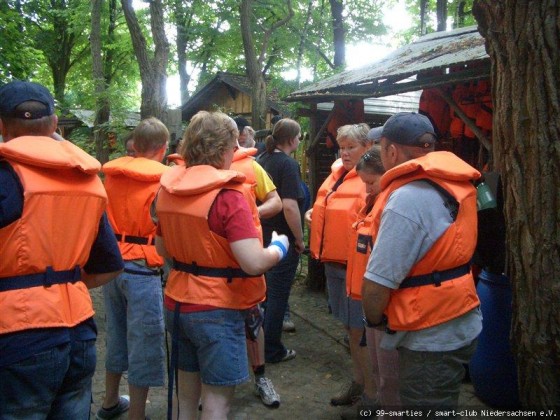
xmin=282 ymin=319 xmax=296 ymax=332
xmin=254 ymin=376 xmax=280 ymax=408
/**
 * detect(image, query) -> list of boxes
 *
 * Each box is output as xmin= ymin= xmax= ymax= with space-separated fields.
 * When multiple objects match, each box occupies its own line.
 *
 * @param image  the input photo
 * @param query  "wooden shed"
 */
xmin=286 ymin=25 xmax=493 ymax=289
xmin=181 ymin=72 xmax=290 ymax=127
xmin=288 ymin=25 xmax=491 ymax=193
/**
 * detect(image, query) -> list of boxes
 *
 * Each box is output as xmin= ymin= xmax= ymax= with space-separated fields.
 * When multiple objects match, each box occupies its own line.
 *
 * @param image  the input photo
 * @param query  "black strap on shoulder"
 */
xmin=115 ymin=233 xmax=156 ymax=246
xmin=399 ymin=263 xmax=471 ymax=289
xmin=0 ymin=265 xmax=82 ymax=292
xmin=331 ymin=170 xmax=348 ymax=192
xmin=172 ymin=258 xmax=255 ymax=281
xmin=418 ymin=178 xmax=459 ymax=221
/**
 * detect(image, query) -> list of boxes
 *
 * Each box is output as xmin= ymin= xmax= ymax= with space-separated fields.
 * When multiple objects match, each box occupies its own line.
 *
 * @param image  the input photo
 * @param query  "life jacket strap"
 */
xmin=399 ymin=263 xmax=471 ymax=289
xmin=0 ymin=265 xmax=82 ymax=292
xmin=115 ymin=233 xmax=155 ymax=245
xmin=124 ymin=266 xmax=163 ymax=276
xmin=172 ymin=258 xmax=254 ymax=280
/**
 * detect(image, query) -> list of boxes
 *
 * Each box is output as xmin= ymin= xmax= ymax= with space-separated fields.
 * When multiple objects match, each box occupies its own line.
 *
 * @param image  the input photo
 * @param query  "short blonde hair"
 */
xmin=181 ymin=111 xmax=238 ymax=168
xmin=132 ymin=117 xmax=169 ymax=154
xmin=336 ymin=123 xmax=371 ymax=147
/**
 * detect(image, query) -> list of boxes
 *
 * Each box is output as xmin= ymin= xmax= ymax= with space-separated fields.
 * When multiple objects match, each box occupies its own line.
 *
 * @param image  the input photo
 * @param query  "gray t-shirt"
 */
xmin=364 ymin=180 xmax=482 ymax=351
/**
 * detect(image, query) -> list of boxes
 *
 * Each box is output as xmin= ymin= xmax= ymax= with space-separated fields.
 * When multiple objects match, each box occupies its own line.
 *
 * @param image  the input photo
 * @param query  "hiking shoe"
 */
xmin=339 ymin=394 xmax=379 ymax=419
xmin=254 ymin=376 xmax=281 ymax=408
xmin=282 ymin=319 xmax=296 ymax=332
xmin=96 ymin=395 xmax=130 ymax=419
xmin=331 ymin=381 xmax=364 ymax=406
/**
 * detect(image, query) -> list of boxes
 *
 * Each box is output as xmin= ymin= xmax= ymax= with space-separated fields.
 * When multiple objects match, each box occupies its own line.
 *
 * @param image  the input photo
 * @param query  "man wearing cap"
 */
xmin=0 ymin=80 xmax=124 ymax=419
xmin=362 ymin=112 xmax=482 ymax=413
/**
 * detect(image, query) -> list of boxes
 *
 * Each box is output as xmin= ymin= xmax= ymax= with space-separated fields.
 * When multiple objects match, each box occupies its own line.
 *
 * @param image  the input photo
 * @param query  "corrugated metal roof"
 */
xmin=317 ymin=91 xmax=421 ymax=116
xmin=287 ymin=26 xmax=489 ymax=102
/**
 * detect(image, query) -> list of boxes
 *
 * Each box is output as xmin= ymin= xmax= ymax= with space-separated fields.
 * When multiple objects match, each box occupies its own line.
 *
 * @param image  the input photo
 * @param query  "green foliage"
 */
xmin=68 ymin=126 xmax=95 ymax=155
xmin=0 ymin=3 xmax=44 ymax=82
xmin=401 ymin=0 xmax=476 ymax=42
xmin=2 ymin=0 xmax=413 ymax=126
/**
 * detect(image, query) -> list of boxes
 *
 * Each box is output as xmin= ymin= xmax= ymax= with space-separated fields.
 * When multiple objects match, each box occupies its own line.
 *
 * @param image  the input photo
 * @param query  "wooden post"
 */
xmin=436 ymin=87 xmax=492 ymax=153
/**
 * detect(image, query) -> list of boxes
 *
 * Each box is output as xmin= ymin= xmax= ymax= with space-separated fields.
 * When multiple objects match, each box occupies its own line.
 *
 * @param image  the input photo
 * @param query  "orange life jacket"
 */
xmin=309 ymin=159 xmax=366 ymax=264
xmin=231 ymin=147 xmax=258 ymax=200
xmin=102 ymin=156 xmax=168 ymax=267
xmin=0 ymin=136 xmax=107 ymax=334
xmin=345 ymin=201 xmax=380 ymax=300
xmin=157 ymin=165 xmax=266 ymax=309
xmin=325 ymin=100 xmax=365 ymax=148
xmin=370 ymin=151 xmax=481 ymax=331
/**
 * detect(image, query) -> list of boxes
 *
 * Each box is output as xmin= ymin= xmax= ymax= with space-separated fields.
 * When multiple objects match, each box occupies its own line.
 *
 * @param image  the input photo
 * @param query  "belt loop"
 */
xmin=44 ymin=266 xmax=55 ymax=288
xmin=191 ymin=261 xmax=199 ymax=276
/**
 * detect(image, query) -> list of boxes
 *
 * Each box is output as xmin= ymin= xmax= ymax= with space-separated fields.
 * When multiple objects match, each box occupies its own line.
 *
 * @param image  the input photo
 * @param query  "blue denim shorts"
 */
xmin=164 ymin=308 xmax=249 ymax=386
xmin=325 ymin=262 xmax=364 ymax=329
xmin=0 ymin=339 xmax=95 ymax=419
xmin=103 ymin=261 xmax=165 ymax=387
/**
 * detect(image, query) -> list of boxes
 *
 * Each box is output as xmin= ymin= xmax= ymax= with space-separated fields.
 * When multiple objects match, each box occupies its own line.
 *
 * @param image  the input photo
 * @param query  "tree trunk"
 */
xmin=436 ymin=0 xmax=447 ymax=31
xmin=473 ymin=0 xmax=560 ymax=407
xmin=91 ymin=0 xmax=118 ymax=164
xmin=296 ymin=0 xmax=314 ymax=88
xmin=239 ymin=0 xmax=292 ymax=130
xmin=329 ymin=0 xmax=345 ymax=69
xmin=174 ymin=0 xmax=194 ymax=105
xmin=121 ymin=0 xmax=169 ymax=124
xmin=420 ymin=0 xmax=429 ymax=35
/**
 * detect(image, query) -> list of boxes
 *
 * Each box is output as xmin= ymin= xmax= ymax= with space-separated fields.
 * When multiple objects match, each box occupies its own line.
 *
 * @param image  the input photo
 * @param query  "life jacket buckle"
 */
xmin=191 ymin=261 xmax=199 ymax=276
xmin=432 ymin=271 xmax=442 ymax=287
xmin=44 ymin=266 xmax=55 ymax=288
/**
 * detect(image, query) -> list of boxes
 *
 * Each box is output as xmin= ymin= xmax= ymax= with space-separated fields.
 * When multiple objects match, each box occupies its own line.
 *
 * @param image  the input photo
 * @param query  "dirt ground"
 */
xmin=89 ymin=271 xmax=489 ymax=420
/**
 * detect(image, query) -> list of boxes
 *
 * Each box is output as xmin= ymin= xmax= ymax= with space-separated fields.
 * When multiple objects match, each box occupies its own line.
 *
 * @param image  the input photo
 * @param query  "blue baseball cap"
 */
xmin=0 ymin=81 xmax=55 ymax=119
xmin=366 ymin=126 xmax=383 ymax=142
xmin=381 ymin=112 xmax=436 ymax=148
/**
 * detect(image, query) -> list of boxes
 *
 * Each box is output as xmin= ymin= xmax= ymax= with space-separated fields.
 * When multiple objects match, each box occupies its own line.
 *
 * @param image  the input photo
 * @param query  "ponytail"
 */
xmin=265 ymin=134 xmax=276 ymax=153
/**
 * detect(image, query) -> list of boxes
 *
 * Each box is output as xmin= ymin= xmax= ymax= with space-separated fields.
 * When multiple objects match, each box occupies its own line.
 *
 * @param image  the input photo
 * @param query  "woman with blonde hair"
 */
xmin=155 ymin=111 xmax=289 ymax=419
xmin=305 ymin=123 xmax=376 ymax=411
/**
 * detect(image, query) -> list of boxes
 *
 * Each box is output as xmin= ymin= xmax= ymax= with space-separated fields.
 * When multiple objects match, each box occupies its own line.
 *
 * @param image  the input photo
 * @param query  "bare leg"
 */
xmin=246 ymin=327 xmax=265 ymax=373
xmin=369 ymin=328 xmax=401 ymax=411
xmin=349 ymin=327 xmax=376 ymax=400
xmin=128 ymin=384 xmax=149 ymax=420
xmin=102 ymin=371 xmax=122 ymax=409
xmin=172 ymin=370 xmax=201 ymax=420
xmin=200 ymin=383 xmax=235 ymax=420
